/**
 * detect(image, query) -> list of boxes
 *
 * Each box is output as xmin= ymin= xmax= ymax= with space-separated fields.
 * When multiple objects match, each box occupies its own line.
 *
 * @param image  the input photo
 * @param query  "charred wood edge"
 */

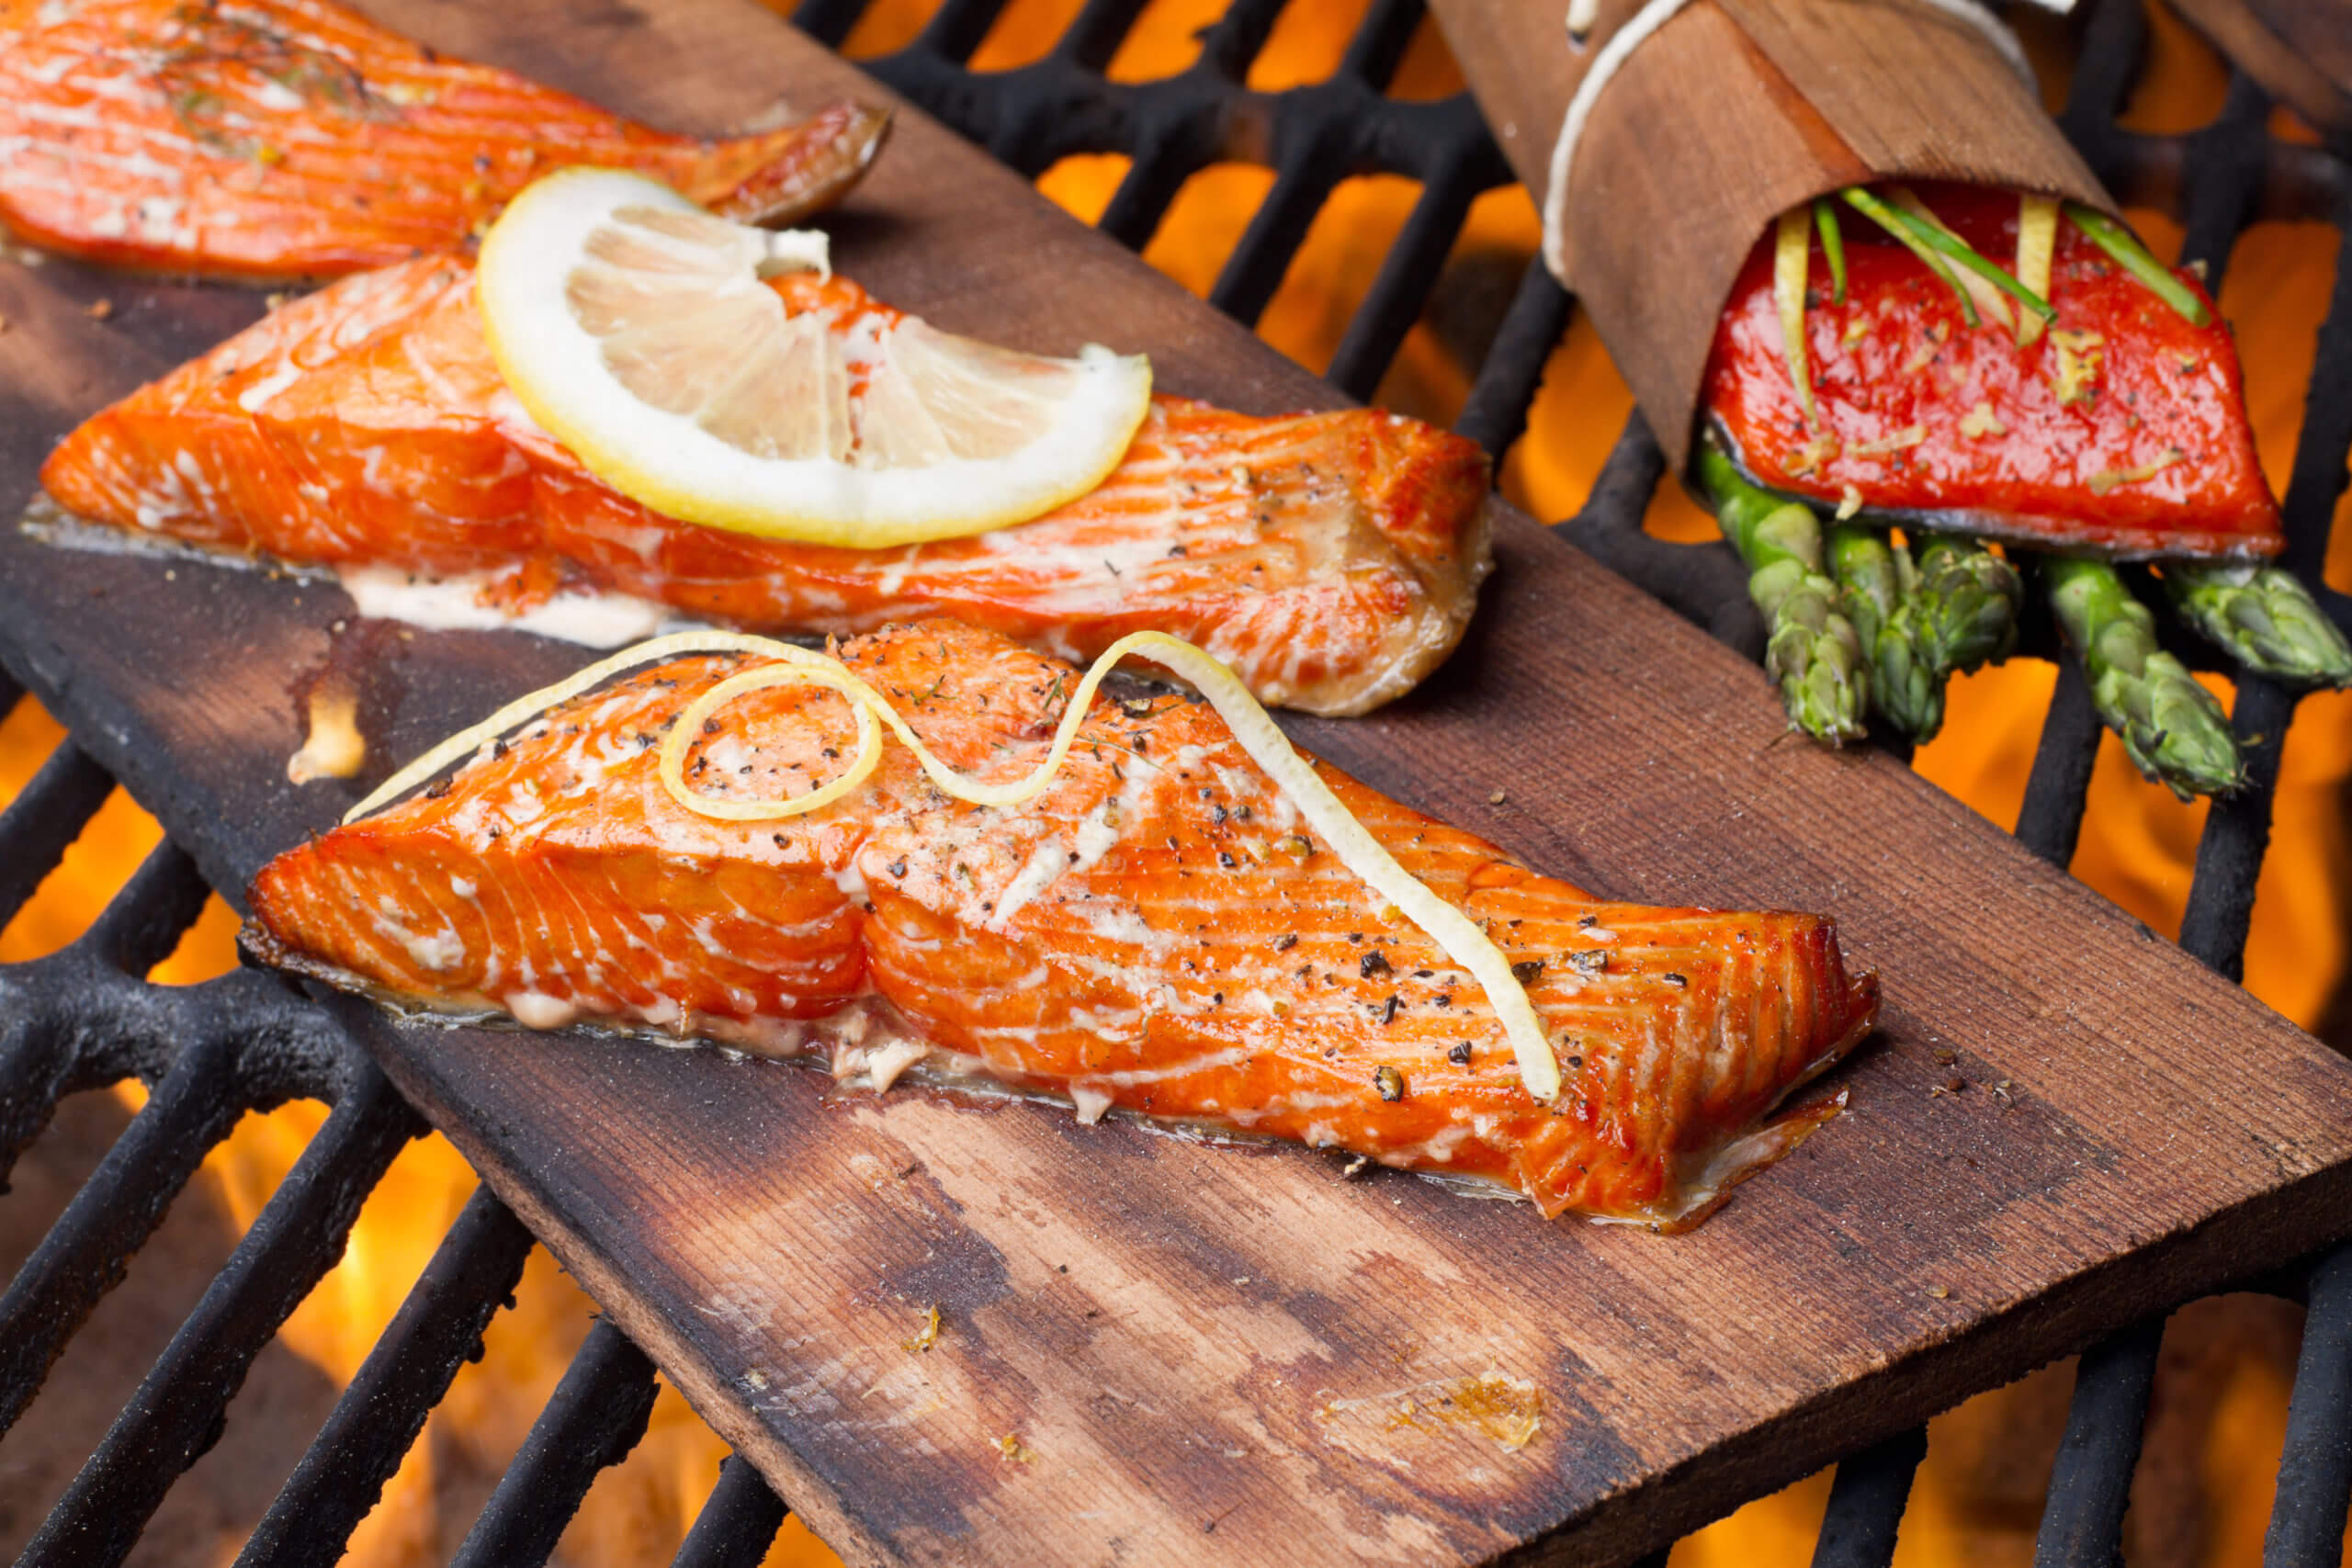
xmin=447 ymin=1317 xmax=663 ymax=1568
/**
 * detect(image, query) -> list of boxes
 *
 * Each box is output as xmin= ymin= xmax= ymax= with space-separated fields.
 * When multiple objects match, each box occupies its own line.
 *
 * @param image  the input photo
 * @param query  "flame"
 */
xmin=0 ymin=1 xmax=2341 ymax=1562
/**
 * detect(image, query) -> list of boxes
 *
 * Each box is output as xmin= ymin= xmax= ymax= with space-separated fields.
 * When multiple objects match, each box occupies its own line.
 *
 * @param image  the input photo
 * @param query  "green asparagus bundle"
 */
xmin=1822 ymin=525 xmax=2021 ymax=742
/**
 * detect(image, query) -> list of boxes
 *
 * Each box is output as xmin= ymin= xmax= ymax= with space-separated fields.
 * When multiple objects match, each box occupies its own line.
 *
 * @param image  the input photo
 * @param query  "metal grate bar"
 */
xmin=0 ymin=845 xmax=206 ymax=1178
xmin=2265 ymin=1243 xmax=2352 ymax=1565
xmin=669 ymin=1454 xmax=790 ymax=1568
xmin=1322 ymin=130 xmax=1499 ymax=400
xmin=1202 ymin=0 xmax=1428 ymax=328
xmin=235 ymin=1186 xmax=537 ymax=1568
xmin=915 ymin=0 xmax=1015 ymax=65
xmin=1207 ymin=126 xmax=1354 ymax=324
xmin=447 ymin=1317 xmax=664 ymax=1568
xmin=1557 ymin=415 xmax=1763 ymax=656
xmin=1053 ymin=0 xmax=1154 ymax=72
xmin=788 ymin=0 xmax=864 ymax=48
xmin=1334 ymin=0 xmax=1419 ymax=82
xmin=82 ymin=838 xmax=214 ymax=975
xmin=2052 ymin=0 xmax=2146 ymax=151
xmin=2179 ymin=675 xmax=2295 ymax=976
xmin=2176 ymin=76 xmax=2275 ymax=286
xmin=1190 ymin=0 xmax=1286 ymax=81
xmin=2013 ymin=660 xmax=2103 ymax=868
xmin=20 ymin=1066 xmax=422 ymax=1568
xmin=1452 ymin=260 xmax=1570 ymax=464
xmin=0 ymin=1023 xmax=254 ymax=1433
xmin=2030 ymin=1315 xmax=2167 ymax=1567
xmin=0 ymin=740 xmax=112 ymax=928
xmin=1089 ymin=0 xmax=1288 ymax=247
xmin=1809 ymin=1426 xmax=1929 ymax=1568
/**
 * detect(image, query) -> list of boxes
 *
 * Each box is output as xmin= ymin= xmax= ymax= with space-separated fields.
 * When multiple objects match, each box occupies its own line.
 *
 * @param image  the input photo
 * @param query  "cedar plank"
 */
xmin=0 ymin=1 xmax=2347 ymax=1564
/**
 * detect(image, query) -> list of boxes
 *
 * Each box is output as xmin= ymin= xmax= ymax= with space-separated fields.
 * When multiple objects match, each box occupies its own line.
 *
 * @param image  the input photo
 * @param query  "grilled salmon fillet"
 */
xmin=0 ymin=0 xmax=886 ymax=279
xmin=246 ymin=622 xmax=1879 ymax=1227
xmin=42 ymin=254 xmax=1494 ymax=715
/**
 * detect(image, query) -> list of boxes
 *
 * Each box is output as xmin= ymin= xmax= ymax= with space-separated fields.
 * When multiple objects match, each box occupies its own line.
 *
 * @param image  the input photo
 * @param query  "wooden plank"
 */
xmin=1 ymin=2 xmax=2349 ymax=1564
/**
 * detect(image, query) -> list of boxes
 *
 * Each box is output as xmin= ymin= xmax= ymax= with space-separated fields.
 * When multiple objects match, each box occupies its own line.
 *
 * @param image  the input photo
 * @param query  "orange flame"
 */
xmin=1 ymin=1 xmax=2340 ymax=1562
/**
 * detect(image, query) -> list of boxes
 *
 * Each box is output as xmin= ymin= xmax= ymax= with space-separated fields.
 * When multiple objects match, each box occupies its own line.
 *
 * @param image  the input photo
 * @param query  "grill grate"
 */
xmin=2 ymin=0 xmax=2350 ymax=1562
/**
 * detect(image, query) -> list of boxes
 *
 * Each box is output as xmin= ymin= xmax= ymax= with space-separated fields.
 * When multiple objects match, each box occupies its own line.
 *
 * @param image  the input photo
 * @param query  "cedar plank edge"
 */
xmin=0 ymin=0 xmax=2347 ymax=1563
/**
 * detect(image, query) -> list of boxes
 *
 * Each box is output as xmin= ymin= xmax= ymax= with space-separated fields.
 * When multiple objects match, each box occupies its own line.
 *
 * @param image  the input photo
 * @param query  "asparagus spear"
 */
xmin=1826 ymin=525 xmax=1941 ymax=739
xmin=2043 ymin=557 xmax=2243 ymax=798
xmin=1910 ymin=534 xmax=2022 ymax=677
xmin=1696 ymin=444 xmax=1868 ymax=743
xmin=2161 ymin=562 xmax=2352 ymax=688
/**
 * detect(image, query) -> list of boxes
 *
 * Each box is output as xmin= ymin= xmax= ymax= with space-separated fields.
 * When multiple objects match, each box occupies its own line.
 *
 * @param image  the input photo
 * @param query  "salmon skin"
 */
xmin=0 ymin=0 xmax=888 ymax=279
xmin=42 ymin=254 xmax=1494 ymax=716
xmin=245 ymin=620 xmax=1880 ymax=1228
xmin=1705 ymin=185 xmax=2282 ymax=560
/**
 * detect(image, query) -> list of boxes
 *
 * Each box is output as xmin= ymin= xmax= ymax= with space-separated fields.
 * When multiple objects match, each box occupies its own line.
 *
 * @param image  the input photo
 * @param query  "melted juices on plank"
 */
xmin=246 ymin=622 xmax=1879 ymax=1227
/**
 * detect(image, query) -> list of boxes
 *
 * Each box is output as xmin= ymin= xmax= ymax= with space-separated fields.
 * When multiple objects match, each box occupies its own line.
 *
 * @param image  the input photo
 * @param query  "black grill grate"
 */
xmin=3 ymin=0 xmax=2351 ymax=1562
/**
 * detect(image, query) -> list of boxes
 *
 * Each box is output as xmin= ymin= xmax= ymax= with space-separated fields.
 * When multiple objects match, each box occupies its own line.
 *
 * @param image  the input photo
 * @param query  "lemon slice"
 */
xmin=476 ymin=168 xmax=1153 ymax=548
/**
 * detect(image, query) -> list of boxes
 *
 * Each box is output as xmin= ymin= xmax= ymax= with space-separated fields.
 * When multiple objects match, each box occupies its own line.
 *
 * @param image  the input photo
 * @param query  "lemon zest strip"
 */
xmin=2015 ymin=195 xmax=2058 ymax=347
xmin=343 ymin=629 xmax=1564 ymax=1105
xmin=1774 ymin=208 xmax=1816 ymax=427
xmin=344 ymin=631 xmax=834 ymax=826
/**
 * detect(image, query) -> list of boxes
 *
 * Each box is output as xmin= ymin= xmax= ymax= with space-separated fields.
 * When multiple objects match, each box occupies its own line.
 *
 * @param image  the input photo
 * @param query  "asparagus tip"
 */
xmin=2163 ymin=562 xmax=2352 ymax=690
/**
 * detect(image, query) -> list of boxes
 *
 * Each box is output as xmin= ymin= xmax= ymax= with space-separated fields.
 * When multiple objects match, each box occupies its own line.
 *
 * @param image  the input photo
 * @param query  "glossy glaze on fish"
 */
xmin=42 ymin=254 xmax=1494 ymax=715
xmin=1706 ymin=186 xmax=2282 ymax=560
xmin=245 ymin=621 xmax=1879 ymax=1227
xmin=0 ymin=0 xmax=886 ymax=279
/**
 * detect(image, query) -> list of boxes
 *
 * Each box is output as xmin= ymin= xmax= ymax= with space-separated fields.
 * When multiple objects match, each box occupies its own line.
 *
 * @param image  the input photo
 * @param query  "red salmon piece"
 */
xmin=1705 ymin=184 xmax=2281 ymax=559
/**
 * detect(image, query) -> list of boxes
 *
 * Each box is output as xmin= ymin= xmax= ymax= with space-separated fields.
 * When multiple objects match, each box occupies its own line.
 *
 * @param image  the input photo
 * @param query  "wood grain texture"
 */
xmin=1 ymin=2 xmax=2350 ymax=1564
xmin=1426 ymin=0 xmax=2107 ymax=467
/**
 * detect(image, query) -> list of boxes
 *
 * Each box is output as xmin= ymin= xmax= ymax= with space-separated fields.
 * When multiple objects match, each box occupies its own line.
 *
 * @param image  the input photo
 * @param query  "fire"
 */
xmin=0 ymin=0 xmax=2338 ymax=1562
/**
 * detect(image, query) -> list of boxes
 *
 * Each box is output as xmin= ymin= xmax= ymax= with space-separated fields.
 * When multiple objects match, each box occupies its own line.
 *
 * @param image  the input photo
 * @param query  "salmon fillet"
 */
xmin=245 ymin=621 xmax=1879 ymax=1227
xmin=1706 ymin=185 xmax=2282 ymax=560
xmin=0 ymin=0 xmax=886 ymax=279
xmin=42 ymin=254 xmax=1494 ymax=715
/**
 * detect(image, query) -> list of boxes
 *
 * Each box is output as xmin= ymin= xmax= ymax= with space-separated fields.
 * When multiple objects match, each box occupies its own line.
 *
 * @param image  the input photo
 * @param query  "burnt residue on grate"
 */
xmin=3 ymin=0 xmax=2351 ymax=1564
